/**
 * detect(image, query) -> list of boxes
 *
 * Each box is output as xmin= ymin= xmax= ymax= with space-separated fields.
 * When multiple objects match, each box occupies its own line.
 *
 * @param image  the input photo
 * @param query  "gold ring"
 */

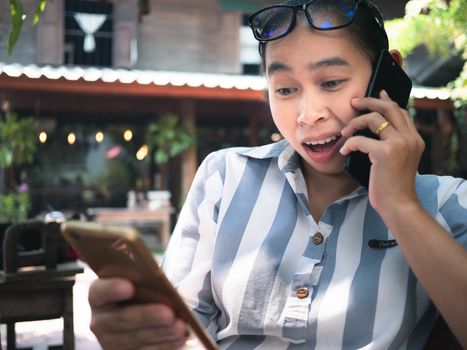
xmin=375 ymin=121 xmax=390 ymax=136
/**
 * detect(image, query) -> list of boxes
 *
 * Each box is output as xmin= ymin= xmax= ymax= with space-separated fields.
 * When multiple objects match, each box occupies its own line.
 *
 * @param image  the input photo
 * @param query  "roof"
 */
xmin=0 ymin=62 xmax=264 ymax=89
xmin=0 ymin=62 xmax=454 ymax=102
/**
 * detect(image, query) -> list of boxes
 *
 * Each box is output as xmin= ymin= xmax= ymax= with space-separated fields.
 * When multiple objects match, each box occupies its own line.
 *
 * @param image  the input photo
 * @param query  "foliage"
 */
xmin=8 ymin=0 xmax=47 ymax=55
xmin=0 ymin=112 xmax=38 ymax=222
xmin=0 ymin=113 xmax=38 ymax=168
xmin=386 ymin=0 xmax=467 ymax=102
xmin=0 ymin=191 xmax=30 ymax=222
xmin=146 ymin=114 xmax=194 ymax=165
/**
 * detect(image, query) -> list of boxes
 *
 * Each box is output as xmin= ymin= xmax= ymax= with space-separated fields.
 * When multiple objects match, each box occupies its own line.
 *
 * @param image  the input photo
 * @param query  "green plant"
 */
xmin=0 ymin=112 xmax=38 ymax=221
xmin=386 ymin=0 xmax=466 ymax=103
xmin=8 ymin=0 xmax=47 ymax=55
xmin=146 ymin=114 xmax=194 ymax=165
xmin=0 ymin=112 xmax=38 ymax=169
xmin=0 ymin=191 xmax=30 ymax=222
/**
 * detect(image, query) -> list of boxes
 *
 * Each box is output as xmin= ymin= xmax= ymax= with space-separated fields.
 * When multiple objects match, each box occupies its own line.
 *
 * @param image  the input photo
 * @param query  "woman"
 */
xmin=88 ymin=0 xmax=467 ymax=348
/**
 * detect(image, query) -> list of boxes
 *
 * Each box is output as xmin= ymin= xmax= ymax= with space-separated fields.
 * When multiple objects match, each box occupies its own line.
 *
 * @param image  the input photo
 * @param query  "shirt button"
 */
xmin=296 ymin=287 xmax=309 ymax=299
xmin=312 ymin=232 xmax=324 ymax=245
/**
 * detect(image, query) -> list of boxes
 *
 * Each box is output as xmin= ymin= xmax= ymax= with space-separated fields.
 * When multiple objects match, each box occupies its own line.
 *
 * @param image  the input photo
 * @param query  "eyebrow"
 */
xmin=266 ymin=57 xmax=350 ymax=77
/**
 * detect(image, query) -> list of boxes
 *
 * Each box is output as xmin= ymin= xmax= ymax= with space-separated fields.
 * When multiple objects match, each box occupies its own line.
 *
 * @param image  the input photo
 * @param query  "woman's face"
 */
xmin=265 ymin=22 xmax=372 ymax=178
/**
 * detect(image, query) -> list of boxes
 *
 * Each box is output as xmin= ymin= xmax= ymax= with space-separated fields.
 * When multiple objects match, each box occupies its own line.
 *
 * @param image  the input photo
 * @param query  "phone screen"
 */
xmin=343 ymin=49 xmax=412 ymax=189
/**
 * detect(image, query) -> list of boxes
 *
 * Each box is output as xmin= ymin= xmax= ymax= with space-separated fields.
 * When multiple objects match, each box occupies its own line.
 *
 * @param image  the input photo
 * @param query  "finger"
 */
xmin=96 ymin=317 xmax=187 ymax=350
xmin=341 ymin=113 xmax=394 ymax=139
xmin=340 ymin=134 xmax=381 ymax=156
xmin=379 ymin=90 xmax=423 ymax=139
xmin=351 ymin=92 xmax=407 ymax=131
xmin=92 ymin=303 xmax=178 ymax=332
xmin=89 ymin=278 xmax=135 ymax=308
xmin=97 ymin=325 xmax=187 ymax=350
xmin=379 ymin=90 xmax=413 ymax=129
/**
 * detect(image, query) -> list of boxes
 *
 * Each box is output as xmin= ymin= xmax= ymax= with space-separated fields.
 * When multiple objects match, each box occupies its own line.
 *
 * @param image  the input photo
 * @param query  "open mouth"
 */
xmin=304 ymin=134 xmax=342 ymax=153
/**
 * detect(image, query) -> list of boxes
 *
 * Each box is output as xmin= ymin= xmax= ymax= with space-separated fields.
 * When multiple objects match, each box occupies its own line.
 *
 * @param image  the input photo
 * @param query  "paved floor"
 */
xmin=1 ymin=261 xmax=102 ymax=350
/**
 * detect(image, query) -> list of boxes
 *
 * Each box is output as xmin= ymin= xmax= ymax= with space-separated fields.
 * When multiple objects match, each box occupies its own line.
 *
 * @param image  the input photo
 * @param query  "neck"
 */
xmin=301 ymin=161 xmax=358 ymax=221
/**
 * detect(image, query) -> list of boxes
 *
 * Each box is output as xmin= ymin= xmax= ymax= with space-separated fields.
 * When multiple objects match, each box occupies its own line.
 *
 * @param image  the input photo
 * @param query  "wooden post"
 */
xmin=180 ymin=100 xmax=197 ymax=202
xmin=249 ymin=115 xmax=258 ymax=146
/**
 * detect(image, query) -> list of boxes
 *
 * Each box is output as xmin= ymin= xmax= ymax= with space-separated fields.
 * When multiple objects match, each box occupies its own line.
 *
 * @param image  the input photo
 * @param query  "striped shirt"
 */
xmin=162 ymin=140 xmax=467 ymax=350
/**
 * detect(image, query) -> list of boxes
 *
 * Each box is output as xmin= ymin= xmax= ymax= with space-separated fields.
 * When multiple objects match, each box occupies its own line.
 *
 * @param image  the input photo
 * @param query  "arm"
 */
xmin=340 ymin=90 xmax=467 ymax=348
xmin=382 ymin=201 xmax=467 ymax=348
xmin=162 ymin=151 xmax=223 ymax=332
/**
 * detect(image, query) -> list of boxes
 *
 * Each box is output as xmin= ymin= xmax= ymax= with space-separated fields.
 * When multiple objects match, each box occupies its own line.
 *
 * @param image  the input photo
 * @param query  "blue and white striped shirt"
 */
xmin=162 ymin=140 xmax=467 ymax=350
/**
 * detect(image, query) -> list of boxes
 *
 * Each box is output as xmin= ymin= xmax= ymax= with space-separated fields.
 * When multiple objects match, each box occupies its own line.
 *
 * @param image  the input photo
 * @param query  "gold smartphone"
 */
xmin=60 ymin=221 xmax=217 ymax=350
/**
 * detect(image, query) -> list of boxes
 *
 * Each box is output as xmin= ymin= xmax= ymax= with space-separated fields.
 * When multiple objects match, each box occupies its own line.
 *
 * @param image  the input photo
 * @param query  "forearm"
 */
xmin=381 ymin=203 xmax=467 ymax=347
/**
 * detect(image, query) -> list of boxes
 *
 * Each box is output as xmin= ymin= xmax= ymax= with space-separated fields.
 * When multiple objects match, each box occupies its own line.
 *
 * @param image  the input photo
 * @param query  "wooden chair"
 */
xmin=0 ymin=220 xmax=84 ymax=350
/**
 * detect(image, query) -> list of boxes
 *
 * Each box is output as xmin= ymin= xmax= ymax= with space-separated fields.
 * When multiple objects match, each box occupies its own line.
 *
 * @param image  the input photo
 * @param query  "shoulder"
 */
xmin=198 ymin=141 xmax=290 ymax=177
xmin=416 ymin=173 xmax=466 ymax=211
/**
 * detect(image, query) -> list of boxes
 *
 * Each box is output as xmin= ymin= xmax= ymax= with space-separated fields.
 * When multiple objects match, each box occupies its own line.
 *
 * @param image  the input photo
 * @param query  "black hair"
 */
xmin=258 ymin=0 xmax=389 ymax=72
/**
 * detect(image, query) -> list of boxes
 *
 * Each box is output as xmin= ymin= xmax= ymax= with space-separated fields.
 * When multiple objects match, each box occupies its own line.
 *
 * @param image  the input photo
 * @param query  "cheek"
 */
xmin=269 ymin=101 xmax=296 ymax=134
xmin=336 ymin=84 xmax=368 ymax=125
xmin=336 ymin=103 xmax=360 ymax=126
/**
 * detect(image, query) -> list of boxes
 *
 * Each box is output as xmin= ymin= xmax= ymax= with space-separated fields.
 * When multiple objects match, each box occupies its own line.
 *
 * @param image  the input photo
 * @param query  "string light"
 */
xmin=67 ymin=132 xmax=76 ymax=145
xmin=271 ymin=133 xmax=282 ymax=142
xmin=39 ymin=131 xmax=47 ymax=144
xmin=95 ymin=131 xmax=104 ymax=143
xmin=136 ymin=144 xmax=148 ymax=161
xmin=123 ymin=129 xmax=133 ymax=142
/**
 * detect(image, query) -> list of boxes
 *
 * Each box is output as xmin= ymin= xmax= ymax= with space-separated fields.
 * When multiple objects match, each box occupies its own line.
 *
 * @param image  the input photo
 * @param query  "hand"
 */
xmin=88 ymin=277 xmax=188 ymax=350
xmin=340 ymin=90 xmax=425 ymax=217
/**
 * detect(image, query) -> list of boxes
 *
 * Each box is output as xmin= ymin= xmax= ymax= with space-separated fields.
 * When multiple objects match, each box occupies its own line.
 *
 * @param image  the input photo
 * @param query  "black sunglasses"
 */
xmin=248 ymin=0 xmax=387 ymax=44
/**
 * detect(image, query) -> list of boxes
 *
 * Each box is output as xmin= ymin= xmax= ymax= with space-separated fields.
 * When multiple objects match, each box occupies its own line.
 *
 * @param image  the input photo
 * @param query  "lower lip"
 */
xmin=303 ymin=138 xmax=344 ymax=163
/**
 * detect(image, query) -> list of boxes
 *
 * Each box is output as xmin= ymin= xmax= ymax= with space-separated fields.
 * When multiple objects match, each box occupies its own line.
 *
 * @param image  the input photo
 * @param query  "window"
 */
xmin=240 ymin=13 xmax=261 ymax=75
xmin=64 ymin=0 xmax=113 ymax=67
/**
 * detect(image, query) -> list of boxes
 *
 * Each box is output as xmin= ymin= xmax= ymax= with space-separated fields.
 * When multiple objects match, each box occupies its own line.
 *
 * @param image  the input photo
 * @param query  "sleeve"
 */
xmin=161 ymin=150 xmax=225 ymax=333
xmin=438 ymin=177 xmax=467 ymax=249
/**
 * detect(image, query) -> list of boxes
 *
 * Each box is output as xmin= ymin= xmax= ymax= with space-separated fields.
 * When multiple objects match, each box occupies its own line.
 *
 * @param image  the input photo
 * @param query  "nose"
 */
xmin=297 ymin=93 xmax=330 ymax=126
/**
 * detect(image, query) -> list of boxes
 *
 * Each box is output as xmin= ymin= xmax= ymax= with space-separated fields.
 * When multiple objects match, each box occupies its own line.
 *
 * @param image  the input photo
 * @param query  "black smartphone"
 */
xmin=343 ymin=49 xmax=412 ymax=189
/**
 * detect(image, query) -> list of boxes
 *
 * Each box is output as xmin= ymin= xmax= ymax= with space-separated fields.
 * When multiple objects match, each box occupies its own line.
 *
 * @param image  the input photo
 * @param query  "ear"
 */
xmin=389 ymin=49 xmax=403 ymax=66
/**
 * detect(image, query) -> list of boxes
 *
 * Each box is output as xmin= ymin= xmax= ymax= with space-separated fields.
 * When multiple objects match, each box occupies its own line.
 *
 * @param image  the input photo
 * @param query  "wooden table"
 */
xmin=90 ymin=207 xmax=173 ymax=248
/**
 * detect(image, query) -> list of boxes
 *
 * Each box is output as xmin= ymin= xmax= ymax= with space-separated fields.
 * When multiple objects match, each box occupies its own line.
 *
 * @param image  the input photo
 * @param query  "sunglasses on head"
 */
xmin=248 ymin=0 xmax=387 ymax=44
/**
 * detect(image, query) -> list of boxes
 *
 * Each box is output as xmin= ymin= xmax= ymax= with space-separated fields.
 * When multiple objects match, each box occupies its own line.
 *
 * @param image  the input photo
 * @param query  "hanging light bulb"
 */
xmin=68 ymin=132 xmax=76 ymax=145
xmin=123 ymin=129 xmax=133 ymax=142
xmin=136 ymin=144 xmax=148 ymax=161
xmin=270 ymin=133 xmax=282 ymax=142
xmin=95 ymin=131 xmax=104 ymax=143
xmin=39 ymin=131 xmax=47 ymax=144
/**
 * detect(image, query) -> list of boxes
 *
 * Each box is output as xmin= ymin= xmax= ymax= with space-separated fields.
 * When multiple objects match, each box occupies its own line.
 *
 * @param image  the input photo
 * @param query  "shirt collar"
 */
xmin=234 ymin=140 xmax=367 ymax=200
xmin=234 ymin=140 xmax=299 ymax=173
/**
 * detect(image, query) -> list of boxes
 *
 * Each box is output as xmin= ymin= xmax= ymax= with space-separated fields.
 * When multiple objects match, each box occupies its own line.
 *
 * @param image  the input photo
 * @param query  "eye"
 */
xmin=321 ymin=79 xmax=347 ymax=90
xmin=276 ymin=87 xmax=297 ymax=96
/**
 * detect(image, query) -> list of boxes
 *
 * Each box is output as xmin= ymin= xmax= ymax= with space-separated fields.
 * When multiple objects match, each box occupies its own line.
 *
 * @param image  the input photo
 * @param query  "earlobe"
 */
xmin=389 ymin=49 xmax=403 ymax=66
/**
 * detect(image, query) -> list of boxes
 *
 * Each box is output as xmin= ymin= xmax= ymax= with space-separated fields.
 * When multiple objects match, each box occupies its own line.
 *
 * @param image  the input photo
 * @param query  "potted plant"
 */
xmin=146 ymin=114 xmax=193 ymax=166
xmin=146 ymin=113 xmax=194 ymax=190
xmin=0 ymin=112 xmax=38 ymax=222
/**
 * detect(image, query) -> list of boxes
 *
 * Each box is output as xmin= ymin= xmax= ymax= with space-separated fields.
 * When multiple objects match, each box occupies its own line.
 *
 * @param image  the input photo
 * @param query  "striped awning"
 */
xmin=0 ymin=62 xmax=454 ymax=101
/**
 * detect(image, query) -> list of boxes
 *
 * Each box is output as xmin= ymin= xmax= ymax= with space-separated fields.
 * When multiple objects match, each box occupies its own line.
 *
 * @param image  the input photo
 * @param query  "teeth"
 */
xmin=306 ymin=134 xmax=340 ymax=146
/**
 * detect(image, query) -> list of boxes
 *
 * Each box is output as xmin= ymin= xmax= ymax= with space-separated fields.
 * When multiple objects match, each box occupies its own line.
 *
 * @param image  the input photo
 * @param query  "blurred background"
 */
xmin=0 ymin=0 xmax=465 ymax=236
xmin=0 ymin=1 xmax=465 ymax=349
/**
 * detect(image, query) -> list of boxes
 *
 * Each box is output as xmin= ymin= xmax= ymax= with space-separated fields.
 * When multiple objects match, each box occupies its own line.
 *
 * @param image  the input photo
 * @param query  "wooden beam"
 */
xmin=0 ymin=75 xmax=264 ymax=101
xmin=412 ymin=98 xmax=454 ymax=110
